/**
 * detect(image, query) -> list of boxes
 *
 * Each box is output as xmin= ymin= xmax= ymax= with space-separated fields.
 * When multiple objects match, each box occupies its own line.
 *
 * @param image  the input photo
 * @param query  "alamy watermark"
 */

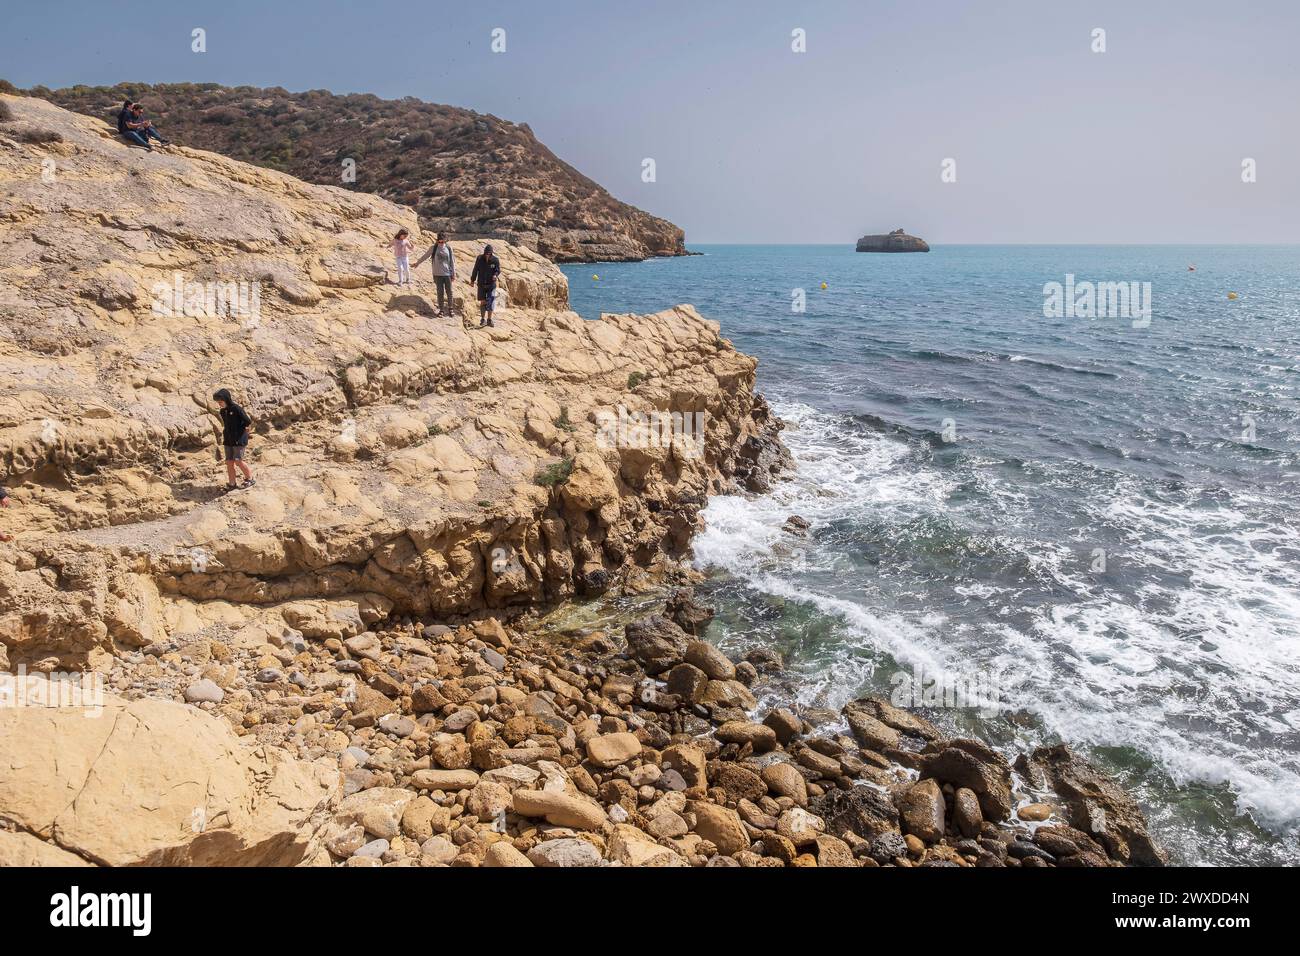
xmin=889 ymin=664 xmax=1007 ymax=717
xmin=0 ymin=666 xmax=105 ymax=717
xmin=151 ymin=272 xmax=262 ymax=326
xmin=596 ymin=405 xmax=707 ymax=458
xmin=1043 ymin=273 xmax=1152 ymax=327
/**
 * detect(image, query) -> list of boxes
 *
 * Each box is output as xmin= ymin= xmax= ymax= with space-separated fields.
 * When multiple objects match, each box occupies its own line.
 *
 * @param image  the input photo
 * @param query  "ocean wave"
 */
xmin=695 ymin=398 xmax=1300 ymax=863
xmin=1006 ymin=354 xmax=1120 ymax=379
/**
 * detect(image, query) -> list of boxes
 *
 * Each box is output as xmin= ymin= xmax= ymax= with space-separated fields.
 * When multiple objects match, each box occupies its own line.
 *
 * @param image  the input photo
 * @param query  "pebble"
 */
xmin=527 ymin=838 xmax=602 ymax=868
xmin=1017 ymin=802 xmax=1053 ymax=822
xmin=352 ymin=838 xmax=389 ymax=859
xmin=183 ymin=679 xmax=224 ymax=704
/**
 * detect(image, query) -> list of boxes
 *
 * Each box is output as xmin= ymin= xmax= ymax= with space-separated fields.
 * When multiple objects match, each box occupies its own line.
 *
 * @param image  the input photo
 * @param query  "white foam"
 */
xmin=694 ymin=399 xmax=1300 ymax=860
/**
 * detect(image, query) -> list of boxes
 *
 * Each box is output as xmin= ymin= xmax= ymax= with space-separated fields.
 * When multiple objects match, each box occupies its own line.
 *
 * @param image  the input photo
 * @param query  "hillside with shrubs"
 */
xmin=13 ymin=80 xmax=687 ymax=262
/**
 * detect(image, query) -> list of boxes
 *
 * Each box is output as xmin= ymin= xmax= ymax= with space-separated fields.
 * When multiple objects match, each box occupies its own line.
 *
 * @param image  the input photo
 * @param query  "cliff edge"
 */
xmin=0 ymin=92 xmax=785 ymax=673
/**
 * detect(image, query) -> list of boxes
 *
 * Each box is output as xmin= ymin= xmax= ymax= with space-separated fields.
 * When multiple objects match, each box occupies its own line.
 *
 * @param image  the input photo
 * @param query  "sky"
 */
xmin=2 ymin=0 xmax=1296 ymax=244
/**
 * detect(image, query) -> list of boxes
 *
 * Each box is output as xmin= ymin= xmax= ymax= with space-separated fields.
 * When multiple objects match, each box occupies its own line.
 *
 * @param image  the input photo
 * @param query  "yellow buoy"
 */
xmin=592 ymin=274 xmax=599 ymax=281
xmin=1227 ymin=292 xmax=1238 ymax=300
xmin=820 ymin=282 xmax=828 ymax=290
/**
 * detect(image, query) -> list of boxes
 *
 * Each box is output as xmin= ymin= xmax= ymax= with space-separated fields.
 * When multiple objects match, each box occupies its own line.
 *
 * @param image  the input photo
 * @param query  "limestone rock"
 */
xmin=0 ymin=686 xmax=338 ymax=866
xmin=0 ymin=95 xmax=787 ymax=672
xmin=624 ymin=617 xmax=691 ymax=676
xmin=585 ymin=732 xmax=642 ymax=769
xmin=526 ymin=837 xmax=601 ymax=867
xmin=512 ymin=788 xmax=606 ymax=831
xmin=484 ymin=841 xmax=534 ymax=867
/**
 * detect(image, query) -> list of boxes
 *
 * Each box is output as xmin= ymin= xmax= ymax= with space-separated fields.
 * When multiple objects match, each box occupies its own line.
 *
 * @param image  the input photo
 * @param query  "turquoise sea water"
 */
xmin=562 ymin=245 xmax=1300 ymax=866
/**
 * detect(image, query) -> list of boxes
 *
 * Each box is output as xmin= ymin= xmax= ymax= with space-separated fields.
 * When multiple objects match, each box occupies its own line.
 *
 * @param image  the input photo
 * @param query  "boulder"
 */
xmin=715 ymin=720 xmax=778 ymax=752
xmin=810 ymin=785 xmax=900 ymax=842
xmin=484 ymin=841 xmax=534 ymax=867
xmin=585 ymin=732 xmax=642 ymax=769
xmin=0 ymin=688 xmax=338 ymax=866
xmin=624 ymin=616 xmax=690 ymax=675
xmin=760 ymin=762 xmax=809 ymax=807
xmin=952 ymin=787 xmax=983 ymax=838
xmin=527 ymin=838 xmax=602 ymax=867
xmin=512 ymin=788 xmax=606 ymax=831
xmin=684 ymin=640 xmax=735 ymax=681
xmin=842 ymin=704 xmax=901 ymax=751
xmin=662 ymin=744 xmax=709 ymax=797
xmin=665 ymin=663 xmax=709 ymax=703
xmin=690 ymin=802 xmax=748 ymax=856
xmin=898 ymin=777 xmax=946 ymax=843
xmin=923 ymin=739 xmax=1013 ymax=821
xmin=1015 ymin=744 xmax=1166 ymax=866
xmin=666 ymin=588 xmax=714 ymax=635
xmin=762 ymin=707 xmax=802 ymax=745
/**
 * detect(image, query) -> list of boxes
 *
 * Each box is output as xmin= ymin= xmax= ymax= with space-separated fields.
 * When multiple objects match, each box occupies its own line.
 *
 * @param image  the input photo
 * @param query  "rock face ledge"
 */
xmin=855 ymin=228 xmax=930 ymax=253
xmin=0 ymin=95 xmax=1162 ymax=870
xmin=0 ymin=93 xmax=786 ymax=675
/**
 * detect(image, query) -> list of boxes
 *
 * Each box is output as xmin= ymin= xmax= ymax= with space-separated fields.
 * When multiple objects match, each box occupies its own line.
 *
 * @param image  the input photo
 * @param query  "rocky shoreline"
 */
xmin=2 ymin=584 xmax=1166 ymax=867
xmin=0 ymin=94 xmax=1163 ymax=868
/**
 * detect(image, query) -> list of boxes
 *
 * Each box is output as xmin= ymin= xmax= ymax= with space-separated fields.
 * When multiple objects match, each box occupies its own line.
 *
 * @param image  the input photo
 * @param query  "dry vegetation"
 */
xmin=16 ymin=80 xmax=686 ymax=262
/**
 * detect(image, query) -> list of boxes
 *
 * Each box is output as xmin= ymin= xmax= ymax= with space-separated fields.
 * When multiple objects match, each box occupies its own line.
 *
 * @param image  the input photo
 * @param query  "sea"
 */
xmin=561 ymin=244 xmax=1300 ymax=866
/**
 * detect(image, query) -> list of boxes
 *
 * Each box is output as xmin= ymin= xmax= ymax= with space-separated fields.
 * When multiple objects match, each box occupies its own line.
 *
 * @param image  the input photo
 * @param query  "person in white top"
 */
xmin=391 ymin=229 xmax=414 ymax=286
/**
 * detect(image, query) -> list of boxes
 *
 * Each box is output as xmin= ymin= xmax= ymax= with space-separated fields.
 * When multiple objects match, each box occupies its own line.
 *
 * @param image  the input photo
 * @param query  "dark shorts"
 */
xmin=479 ymin=288 xmax=497 ymax=310
xmin=224 ymin=445 xmax=245 ymax=462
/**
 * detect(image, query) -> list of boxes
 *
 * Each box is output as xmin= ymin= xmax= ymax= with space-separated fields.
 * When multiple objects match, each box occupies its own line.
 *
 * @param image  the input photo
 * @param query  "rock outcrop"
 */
xmin=855 ymin=228 xmax=930 ymax=253
xmin=0 ymin=94 xmax=1161 ymax=870
xmin=0 ymin=681 xmax=338 ymax=866
xmin=0 ymin=93 xmax=785 ymax=673
xmin=1014 ymin=744 xmax=1168 ymax=866
xmin=26 ymin=82 xmax=689 ymax=263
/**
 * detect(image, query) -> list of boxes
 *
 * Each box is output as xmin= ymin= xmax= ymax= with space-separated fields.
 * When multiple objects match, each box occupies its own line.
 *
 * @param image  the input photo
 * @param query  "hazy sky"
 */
xmin=3 ymin=0 xmax=1296 ymax=244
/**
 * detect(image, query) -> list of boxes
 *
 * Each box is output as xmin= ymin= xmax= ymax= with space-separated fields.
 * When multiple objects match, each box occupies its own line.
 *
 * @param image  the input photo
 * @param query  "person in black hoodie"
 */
xmin=0 ymin=486 xmax=12 ymax=542
xmin=468 ymin=244 xmax=501 ymax=328
xmin=213 ymin=389 xmax=255 ymax=490
xmin=117 ymin=99 xmax=152 ymax=150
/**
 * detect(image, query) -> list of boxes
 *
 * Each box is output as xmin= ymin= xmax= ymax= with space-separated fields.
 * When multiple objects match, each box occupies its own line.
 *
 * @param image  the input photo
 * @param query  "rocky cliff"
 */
xmin=0 ymin=93 xmax=781 ymax=674
xmin=19 ymin=81 xmax=688 ymax=263
xmin=0 ymin=95 xmax=1162 ymax=870
xmin=856 ymin=228 xmax=930 ymax=252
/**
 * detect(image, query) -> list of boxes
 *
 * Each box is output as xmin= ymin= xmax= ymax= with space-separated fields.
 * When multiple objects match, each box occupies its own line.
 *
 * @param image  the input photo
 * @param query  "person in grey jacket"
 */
xmin=413 ymin=233 xmax=457 ymax=316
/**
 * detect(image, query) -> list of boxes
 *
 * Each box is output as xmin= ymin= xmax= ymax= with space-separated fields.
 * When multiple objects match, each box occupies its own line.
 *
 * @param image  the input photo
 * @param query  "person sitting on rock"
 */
xmin=468 ymin=244 xmax=501 ymax=328
xmin=126 ymin=103 xmax=169 ymax=149
xmin=213 ymin=388 xmax=255 ymax=491
xmin=0 ymin=486 xmax=13 ymax=542
xmin=412 ymin=232 xmax=456 ymax=316
xmin=117 ymin=99 xmax=151 ymax=150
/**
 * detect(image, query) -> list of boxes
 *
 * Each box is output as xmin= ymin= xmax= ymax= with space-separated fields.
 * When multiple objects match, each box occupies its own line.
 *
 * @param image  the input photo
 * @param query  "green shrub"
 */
xmin=627 ymin=371 xmax=647 ymax=389
xmin=535 ymin=457 xmax=574 ymax=488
